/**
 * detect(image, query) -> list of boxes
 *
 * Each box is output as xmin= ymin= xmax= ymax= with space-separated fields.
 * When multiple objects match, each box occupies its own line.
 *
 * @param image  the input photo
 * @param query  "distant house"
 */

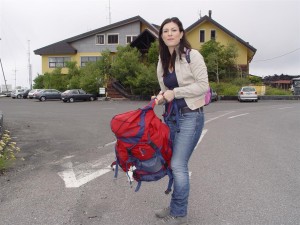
xmin=185 ymin=10 xmax=256 ymax=75
xmin=34 ymin=12 xmax=256 ymax=76
xmin=34 ymin=16 xmax=159 ymax=74
xmin=269 ymin=80 xmax=291 ymax=90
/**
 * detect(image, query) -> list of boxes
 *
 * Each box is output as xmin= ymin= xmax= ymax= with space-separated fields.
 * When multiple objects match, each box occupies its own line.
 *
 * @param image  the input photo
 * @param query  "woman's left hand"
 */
xmin=163 ymin=90 xmax=175 ymax=102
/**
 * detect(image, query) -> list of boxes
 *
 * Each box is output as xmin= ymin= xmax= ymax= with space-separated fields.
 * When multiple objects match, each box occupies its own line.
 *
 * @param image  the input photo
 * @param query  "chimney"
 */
xmin=209 ymin=10 xmax=212 ymax=18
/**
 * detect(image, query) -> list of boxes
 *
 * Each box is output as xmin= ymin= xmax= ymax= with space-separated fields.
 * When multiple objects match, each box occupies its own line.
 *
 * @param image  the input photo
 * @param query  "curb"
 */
xmin=219 ymin=95 xmax=300 ymax=101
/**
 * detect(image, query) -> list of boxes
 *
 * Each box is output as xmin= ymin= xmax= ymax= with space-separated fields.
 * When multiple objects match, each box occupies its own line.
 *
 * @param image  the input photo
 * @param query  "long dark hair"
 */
xmin=159 ymin=17 xmax=191 ymax=77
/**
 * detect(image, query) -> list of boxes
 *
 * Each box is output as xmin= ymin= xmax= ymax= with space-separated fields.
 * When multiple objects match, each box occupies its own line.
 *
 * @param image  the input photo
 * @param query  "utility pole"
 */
xmin=12 ymin=67 xmax=17 ymax=89
xmin=0 ymin=58 xmax=9 ymax=92
xmin=28 ymin=40 xmax=32 ymax=89
xmin=0 ymin=37 xmax=9 ymax=92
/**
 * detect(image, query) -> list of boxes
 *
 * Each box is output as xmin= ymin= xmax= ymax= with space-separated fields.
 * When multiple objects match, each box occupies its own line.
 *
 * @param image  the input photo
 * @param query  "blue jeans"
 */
xmin=165 ymin=109 xmax=204 ymax=217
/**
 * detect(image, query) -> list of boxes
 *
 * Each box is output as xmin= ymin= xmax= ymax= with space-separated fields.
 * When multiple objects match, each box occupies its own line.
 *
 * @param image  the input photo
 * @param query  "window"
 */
xmin=107 ymin=34 xmax=119 ymax=44
xmin=211 ymin=30 xmax=216 ymax=40
xmin=200 ymin=30 xmax=205 ymax=43
xmin=96 ymin=34 xmax=105 ymax=44
xmin=126 ymin=35 xmax=137 ymax=44
xmin=80 ymin=56 xmax=101 ymax=67
xmin=78 ymin=89 xmax=86 ymax=94
xmin=49 ymin=57 xmax=71 ymax=68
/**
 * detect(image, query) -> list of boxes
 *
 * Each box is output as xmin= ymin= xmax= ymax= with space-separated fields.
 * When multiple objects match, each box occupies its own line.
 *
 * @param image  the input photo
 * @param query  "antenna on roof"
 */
xmin=198 ymin=10 xmax=202 ymax=19
xmin=108 ymin=0 xmax=112 ymax=24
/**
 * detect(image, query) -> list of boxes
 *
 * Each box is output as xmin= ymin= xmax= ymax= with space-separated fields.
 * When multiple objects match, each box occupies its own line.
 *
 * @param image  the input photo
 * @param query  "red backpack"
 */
xmin=110 ymin=100 xmax=173 ymax=193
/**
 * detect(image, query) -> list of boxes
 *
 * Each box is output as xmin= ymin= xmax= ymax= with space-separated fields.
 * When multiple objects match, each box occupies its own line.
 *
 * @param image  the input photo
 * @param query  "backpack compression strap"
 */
xmin=163 ymin=100 xmax=180 ymax=133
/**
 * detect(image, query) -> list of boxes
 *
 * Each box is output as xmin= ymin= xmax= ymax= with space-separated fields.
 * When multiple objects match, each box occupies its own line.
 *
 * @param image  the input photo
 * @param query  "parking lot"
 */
xmin=0 ymin=97 xmax=300 ymax=225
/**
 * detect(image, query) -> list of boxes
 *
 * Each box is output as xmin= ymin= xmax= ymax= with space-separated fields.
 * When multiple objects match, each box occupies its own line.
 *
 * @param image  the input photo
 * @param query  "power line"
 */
xmin=253 ymin=47 xmax=300 ymax=62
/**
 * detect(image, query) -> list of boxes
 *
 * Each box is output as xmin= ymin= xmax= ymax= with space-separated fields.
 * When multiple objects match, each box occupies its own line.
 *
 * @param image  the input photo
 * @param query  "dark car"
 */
xmin=61 ymin=89 xmax=97 ymax=103
xmin=33 ymin=89 xmax=61 ymax=101
xmin=22 ymin=89 xmax=31 ymax=99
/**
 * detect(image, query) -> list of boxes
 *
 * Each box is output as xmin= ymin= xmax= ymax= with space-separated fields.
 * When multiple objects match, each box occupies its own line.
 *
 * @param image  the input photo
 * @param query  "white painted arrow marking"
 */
xmin=58 ymin=152 xmax=115 ymax=188
xmin=58 ymin=130 xmax=208 ymax=188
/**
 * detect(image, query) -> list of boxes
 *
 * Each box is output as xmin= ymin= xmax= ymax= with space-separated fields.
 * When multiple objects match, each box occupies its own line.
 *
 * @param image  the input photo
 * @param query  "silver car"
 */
xmin=238 ymin=86 xmax=258 ymax=102
xmin=28 ymin=89 xmax=42 ymax=99
xmin=11 ymin=89 xmax=26 ymax=99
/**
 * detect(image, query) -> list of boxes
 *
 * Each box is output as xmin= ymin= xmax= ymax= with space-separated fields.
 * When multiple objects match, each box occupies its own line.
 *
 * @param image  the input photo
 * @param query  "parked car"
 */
xmin=238 ymin=86 xmax=258 ymax=102
xmin=211 ymin=89 xmax=218 ymax=102
xmin=61 ymin=89 xmax=97 ymax=102
xmin=22 ymin=89 xmax=31 ymax=99
xmin=3 ymin=91 xmax=12 ymax=97
xmin=33 ymin=89 xmax=61 ymax=101
xmin=28 ymin=89 xmax=42 ymax=99
xmin=11 ymin=89 xmax=27 ymax=99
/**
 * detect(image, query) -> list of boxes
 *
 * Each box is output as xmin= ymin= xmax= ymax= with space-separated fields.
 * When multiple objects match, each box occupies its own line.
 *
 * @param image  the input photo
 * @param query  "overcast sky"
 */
xmin=0 ymin=0 xmax=299 ymax=89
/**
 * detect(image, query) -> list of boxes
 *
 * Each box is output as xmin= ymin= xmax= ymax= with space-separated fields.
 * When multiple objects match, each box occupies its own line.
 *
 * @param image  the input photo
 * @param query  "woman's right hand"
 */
xmin=154 ymin=93 xmax=165 ymax=105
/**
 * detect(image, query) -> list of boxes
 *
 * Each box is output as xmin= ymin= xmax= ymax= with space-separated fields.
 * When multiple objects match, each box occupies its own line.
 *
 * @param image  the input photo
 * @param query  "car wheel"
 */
xmin=69 ymin=97 xmax=74 ymax=103
xmin=40 ymin=96 xmax=46 ymax=101
xmin=17 ymin=94 xmax=22 ymax=99
xmin=63 ymin=100 xmax=67 ymax=103
xmin=89 ymin=96 xmax=95 ymax=101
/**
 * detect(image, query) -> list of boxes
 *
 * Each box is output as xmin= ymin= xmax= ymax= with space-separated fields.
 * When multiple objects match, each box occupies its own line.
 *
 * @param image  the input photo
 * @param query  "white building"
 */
xmin=0 ymin=84 xmax=12 ymax=92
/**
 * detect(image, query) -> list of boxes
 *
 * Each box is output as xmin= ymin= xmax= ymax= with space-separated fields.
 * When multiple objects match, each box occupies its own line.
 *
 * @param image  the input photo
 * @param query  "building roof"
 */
xmin=130 ymin=28 xmax=158 ymax=53
xmin=34 ymin=15 xmax=158 ymax=55
xmin=270 ymin=80 xmax=292 ymax=84
xmin=186 ymin=15 xmax=257 ymax=54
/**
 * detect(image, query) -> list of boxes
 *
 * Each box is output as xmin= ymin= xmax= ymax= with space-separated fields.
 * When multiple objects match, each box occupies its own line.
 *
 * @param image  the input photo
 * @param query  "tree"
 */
xmin=147 ymin=41 xmax=159 ymax=65
xmin=200 ymin=40 xmax=238 ymax=83
xmin=33 ymin=74 xmax=44 ymax=89
xmin=133 ymin=64 xmax=160 ymax=96
xmin=66 ymin=61 xmax=81 ymax=89
xmin=97 ymin=49 xmax=112 ymax=88
xmin=80 ymin=60 xmax=104 ymax=94
xmin=110 ymin=45 xmax=142 ymax=94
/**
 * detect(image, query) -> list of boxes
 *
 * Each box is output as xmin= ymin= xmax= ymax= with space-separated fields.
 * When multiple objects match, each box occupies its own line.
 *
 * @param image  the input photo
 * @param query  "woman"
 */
xmin=154 ymin=17 xmax=209 ymax=225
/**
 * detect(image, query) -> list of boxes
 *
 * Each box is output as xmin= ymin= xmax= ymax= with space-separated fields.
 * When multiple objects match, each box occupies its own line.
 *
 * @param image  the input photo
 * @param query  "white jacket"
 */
xmin=157 ymin=48 xmax=209 ymax=109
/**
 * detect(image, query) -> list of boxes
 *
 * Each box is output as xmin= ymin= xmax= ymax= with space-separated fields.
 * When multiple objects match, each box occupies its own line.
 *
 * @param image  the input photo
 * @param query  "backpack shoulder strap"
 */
xmin=185 ymin=49 xmax=191 ymax=63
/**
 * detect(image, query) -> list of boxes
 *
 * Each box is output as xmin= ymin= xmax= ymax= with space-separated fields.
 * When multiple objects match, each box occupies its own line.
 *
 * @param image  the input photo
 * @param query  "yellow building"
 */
xmin=185 ymin=11 xmax=256 ymax=74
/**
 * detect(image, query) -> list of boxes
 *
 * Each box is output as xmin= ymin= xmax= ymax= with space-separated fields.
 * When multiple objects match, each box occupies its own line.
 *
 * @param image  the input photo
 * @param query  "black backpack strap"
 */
xmin=185 ymin=49 xmax=191 ymax=63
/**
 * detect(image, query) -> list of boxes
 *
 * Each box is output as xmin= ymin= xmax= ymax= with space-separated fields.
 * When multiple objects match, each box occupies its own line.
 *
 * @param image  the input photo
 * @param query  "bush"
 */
xmin=0 ymin=130 xmax=21 ymax=173
xmin=210 ymin=81 xmax=240 ymax=96
xmin=265 ymin=86 xmax=292 ymax=95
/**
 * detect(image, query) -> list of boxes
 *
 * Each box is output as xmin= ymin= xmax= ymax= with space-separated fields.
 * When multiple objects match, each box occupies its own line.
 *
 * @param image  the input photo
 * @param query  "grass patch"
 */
xmin=265 ymin=86 xmax=292 ymax=96
xmin=0 ymin=130 xmax=21 ymax=173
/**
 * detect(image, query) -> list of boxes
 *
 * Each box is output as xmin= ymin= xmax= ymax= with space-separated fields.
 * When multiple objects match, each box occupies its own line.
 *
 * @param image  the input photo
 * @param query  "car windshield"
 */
xmin=293 ymin=81 xmax=300 ymax=87
xmin=243 ymin=87 xmax=255 ymax=92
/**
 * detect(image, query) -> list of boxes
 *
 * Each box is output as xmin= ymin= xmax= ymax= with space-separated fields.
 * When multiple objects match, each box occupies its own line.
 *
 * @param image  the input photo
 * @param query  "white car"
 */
xmin=238 ymin=86 xmax=258 ymax=102
xmin=11 ymin=89 xmax=26 ymax=99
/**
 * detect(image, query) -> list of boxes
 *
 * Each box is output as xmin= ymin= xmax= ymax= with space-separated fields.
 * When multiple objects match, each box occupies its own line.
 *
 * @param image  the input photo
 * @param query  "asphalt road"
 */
xmin=0 ymin=97 xmax=299 ymax=225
